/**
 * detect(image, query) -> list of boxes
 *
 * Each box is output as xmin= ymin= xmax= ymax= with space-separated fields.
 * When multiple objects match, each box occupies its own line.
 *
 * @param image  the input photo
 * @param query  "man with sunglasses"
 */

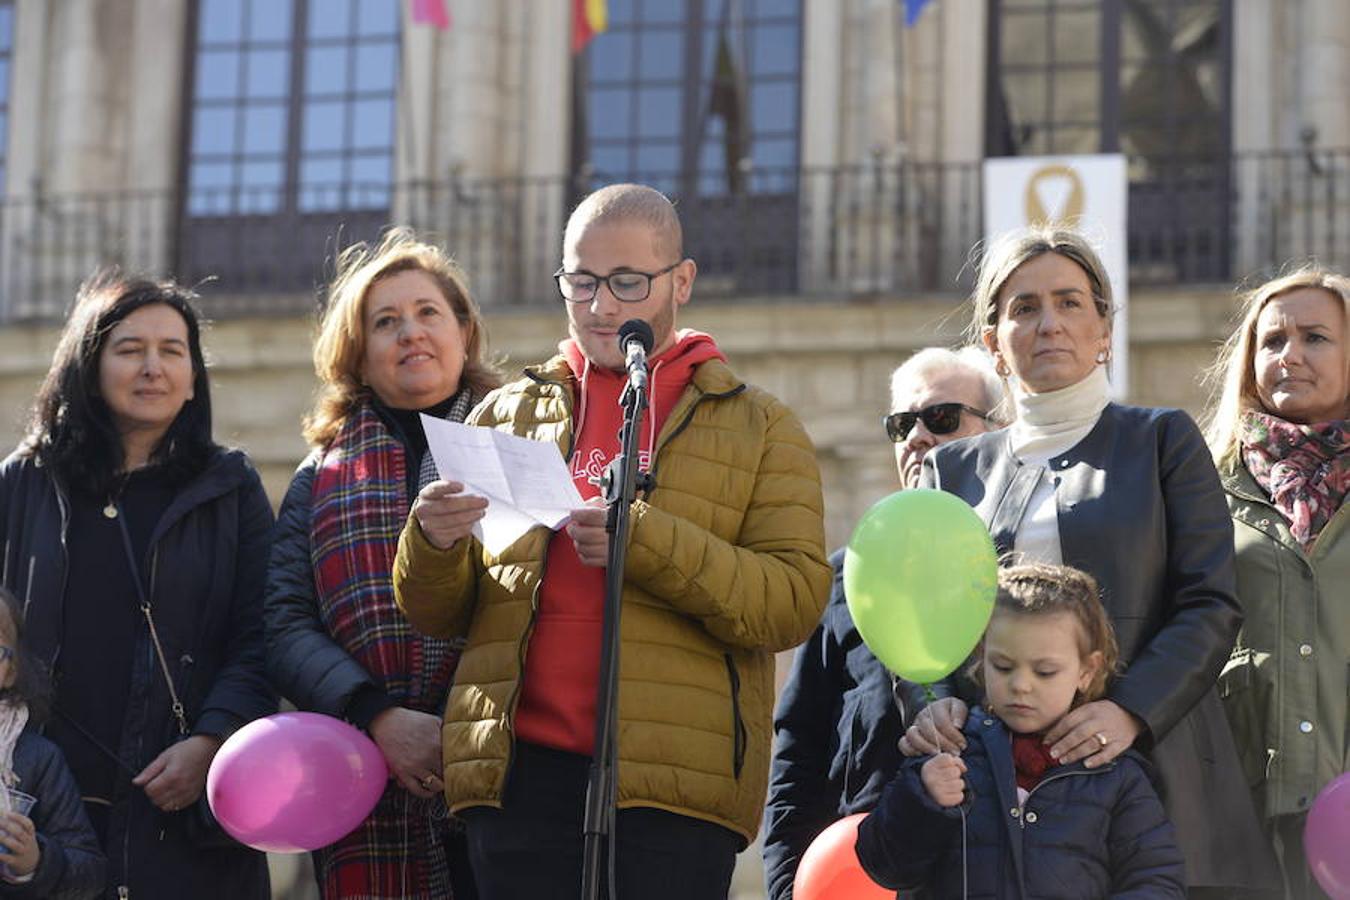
xmin=395 ymin=183 xmax=831 ymax=899
xmin=887 ymin=347 xmax=1005 ymax=490
xmin=763 ymin=346 xmax=1005 ymax=900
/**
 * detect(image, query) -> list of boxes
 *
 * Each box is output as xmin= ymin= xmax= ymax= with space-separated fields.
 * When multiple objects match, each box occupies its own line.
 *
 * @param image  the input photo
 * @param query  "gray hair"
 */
xmin=889 ymin=346 xmax=1008 ymax=422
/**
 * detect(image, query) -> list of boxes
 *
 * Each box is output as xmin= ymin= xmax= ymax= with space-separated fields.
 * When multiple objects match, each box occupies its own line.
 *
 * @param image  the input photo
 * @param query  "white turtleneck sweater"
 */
xmin=1008 ymin=365 xmax=1111 ymax=564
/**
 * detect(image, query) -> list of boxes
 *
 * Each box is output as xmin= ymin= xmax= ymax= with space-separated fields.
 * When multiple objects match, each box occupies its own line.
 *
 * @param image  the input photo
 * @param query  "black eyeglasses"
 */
xmin=883 ymin=403 xmax=992 ymax=442
xmin=554 ymin=261 xmax=682 ymax=304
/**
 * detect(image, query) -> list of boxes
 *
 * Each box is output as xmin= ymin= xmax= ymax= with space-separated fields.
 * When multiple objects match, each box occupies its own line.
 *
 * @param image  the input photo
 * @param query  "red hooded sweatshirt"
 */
xmin=512 ymin=330 xmax=726 ymax=756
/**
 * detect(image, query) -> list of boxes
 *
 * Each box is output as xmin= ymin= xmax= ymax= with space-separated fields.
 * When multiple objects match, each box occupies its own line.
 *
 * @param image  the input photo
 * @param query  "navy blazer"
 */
xmin=762 ymin=550 xmax=906 ymax=900
xmin=913 ymin=403 xmax=1280 ymax=890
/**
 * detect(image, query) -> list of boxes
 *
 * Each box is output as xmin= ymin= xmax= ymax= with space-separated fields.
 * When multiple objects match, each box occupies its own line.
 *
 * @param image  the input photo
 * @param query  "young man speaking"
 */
xmin=394 ymin=183 xmax=831 ymax=898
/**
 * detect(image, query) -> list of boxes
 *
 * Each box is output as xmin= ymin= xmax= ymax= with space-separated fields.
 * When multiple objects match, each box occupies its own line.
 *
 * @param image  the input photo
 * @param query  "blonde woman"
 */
xmin=1205 ymin=268 xmax=1349 ymax=899
xmin=263 ymin=229 xmax=500 ymax=898
xmin=899 ymin=227 xmax=1281 ymax=896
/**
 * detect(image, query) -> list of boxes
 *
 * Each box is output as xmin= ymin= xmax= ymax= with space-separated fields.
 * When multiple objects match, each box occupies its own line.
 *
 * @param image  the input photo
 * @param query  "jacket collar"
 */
xmin=949 ymin=406 xmax=1120 ymax=567
xmin=1221 ymin=459 xmax=1310 ymax=559
xmin=524 ymin=352 xmax=744 ymax=394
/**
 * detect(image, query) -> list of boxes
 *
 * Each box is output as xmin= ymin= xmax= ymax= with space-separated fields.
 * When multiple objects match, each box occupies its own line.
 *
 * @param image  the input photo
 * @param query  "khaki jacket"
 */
xmin=1219 ymin=461 xmax=1350 ymax=822
xmin=393 ymin=354 xmax=831 ymax=842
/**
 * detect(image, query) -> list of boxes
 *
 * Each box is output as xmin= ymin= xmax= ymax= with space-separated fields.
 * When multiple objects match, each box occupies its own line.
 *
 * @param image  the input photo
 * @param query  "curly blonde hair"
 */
xmin=968 ymin=562 xmax=1120 ymax=703
xmin=304 ymin=227 xmax=502 ymax=447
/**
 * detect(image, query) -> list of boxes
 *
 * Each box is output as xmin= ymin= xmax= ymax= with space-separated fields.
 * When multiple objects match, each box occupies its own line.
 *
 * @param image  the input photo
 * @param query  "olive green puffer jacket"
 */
xmin=393 ymin=354 xmax=831 ymax=843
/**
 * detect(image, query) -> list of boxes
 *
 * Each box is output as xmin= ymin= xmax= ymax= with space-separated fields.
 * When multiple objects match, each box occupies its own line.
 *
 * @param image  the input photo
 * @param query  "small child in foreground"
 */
xmin=855 ymin=563 xmax=1185 ymax=899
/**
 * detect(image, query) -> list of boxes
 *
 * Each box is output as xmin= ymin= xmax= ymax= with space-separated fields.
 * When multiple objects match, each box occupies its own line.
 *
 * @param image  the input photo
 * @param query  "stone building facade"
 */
xmin=0 ymin=2 xmax=1346 ymax=896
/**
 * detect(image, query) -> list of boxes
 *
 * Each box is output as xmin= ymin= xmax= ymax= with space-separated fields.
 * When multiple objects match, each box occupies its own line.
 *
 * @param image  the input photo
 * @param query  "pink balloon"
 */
xmin=794 ymin=813 xmax=893 ymax=900
xmin=206 ymin=712 xmax=390 ymax=853
xmin=1307 ymin=772 xmax=1350 ymax=900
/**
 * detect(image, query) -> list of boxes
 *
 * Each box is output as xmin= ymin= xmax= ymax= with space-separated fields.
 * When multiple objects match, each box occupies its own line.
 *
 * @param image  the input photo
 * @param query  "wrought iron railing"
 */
xmin=1 ymin=149 xmax=1347 ymax=321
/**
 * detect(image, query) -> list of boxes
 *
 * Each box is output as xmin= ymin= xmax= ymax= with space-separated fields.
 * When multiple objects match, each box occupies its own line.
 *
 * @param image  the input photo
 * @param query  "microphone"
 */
xmin=617 ymin=319 xmax=654 ymax=392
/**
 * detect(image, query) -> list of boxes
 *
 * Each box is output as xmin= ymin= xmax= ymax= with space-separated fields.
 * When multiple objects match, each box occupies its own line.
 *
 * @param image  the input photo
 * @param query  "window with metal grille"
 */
xmin=986 ymin=0 xmax=1232 ymax=280
xmin=180 ymin=0 xmax=400 ymax=295
xmin=572 ymin=0 xmax=803 ymax=295
xmin=185 ymin=0 xmax=399 ymax=218
xmin=575 ymin=0 xmax=801 ymax=196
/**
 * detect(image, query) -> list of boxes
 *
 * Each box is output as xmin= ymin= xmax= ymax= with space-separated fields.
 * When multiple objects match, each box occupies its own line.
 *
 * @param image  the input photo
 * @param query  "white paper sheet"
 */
xmin=420 ymin=416 xmax=584 ymax=554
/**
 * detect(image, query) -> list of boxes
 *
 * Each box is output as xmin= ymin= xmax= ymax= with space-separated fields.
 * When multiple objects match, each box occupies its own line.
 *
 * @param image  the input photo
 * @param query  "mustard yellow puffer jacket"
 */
xmin=393 ymin=354 xmax=831 ymax=843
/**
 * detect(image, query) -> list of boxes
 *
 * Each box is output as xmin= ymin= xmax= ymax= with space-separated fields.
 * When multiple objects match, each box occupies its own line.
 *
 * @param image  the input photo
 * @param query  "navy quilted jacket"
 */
xmin=856 ymin=709 xmax=1185 ymax=899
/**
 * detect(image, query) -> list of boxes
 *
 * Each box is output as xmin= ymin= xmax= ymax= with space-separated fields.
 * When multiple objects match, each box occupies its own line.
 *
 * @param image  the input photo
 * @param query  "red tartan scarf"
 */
xmin=1240 ymin=410 xmax=1350 ymax=552
xmin=310 ymin=402 xmax=463 ymax=714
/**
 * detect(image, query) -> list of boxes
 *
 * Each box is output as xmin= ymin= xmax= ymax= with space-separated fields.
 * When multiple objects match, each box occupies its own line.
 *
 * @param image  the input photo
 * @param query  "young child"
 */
xmin=855 ymin=563 xmax=1185 ymax=899
xmin=0 ymin=587 xmax=106 ymax=897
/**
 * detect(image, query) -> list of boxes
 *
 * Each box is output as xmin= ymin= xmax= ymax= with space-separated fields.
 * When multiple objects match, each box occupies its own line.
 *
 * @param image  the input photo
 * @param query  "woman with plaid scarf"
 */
xmin=264 ymin=228 xmax=501 ymax=899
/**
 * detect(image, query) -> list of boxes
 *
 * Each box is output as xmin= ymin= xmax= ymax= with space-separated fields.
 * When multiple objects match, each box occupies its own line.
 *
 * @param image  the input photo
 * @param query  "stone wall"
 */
xmin=0 ymin=289 xmax=1239 ymax=549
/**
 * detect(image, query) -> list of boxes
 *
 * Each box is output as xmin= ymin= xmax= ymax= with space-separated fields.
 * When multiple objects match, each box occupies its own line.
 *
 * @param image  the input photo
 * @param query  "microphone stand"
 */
xmin=581 ymin=372 xmax=651 ymax=900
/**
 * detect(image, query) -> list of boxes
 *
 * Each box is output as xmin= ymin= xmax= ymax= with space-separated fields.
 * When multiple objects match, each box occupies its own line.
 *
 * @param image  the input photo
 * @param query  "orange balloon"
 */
xmin=793 ymin=813 xmax=893 ymax=900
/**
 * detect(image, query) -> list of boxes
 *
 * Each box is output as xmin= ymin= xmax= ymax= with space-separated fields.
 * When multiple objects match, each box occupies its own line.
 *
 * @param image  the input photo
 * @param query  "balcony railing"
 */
xmin=1 ymin=149 xmax=1348 ymax=322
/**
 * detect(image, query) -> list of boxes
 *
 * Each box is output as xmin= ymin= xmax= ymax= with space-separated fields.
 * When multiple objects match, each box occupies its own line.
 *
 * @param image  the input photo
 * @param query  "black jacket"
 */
xmin=762 ymin=549 xmax=906 ymax=900
xmin=914 ymin=403 xmax=1280 ymax=890
xmin=0 ymin=448 xmax=275 ymax=900
xmin=856 ymin=710 xmax=1186 ymax=899
xmin=263 ymin=453 xmax=399 ymax=725
xmin=1 ymin=729 xmax=106 ymax=899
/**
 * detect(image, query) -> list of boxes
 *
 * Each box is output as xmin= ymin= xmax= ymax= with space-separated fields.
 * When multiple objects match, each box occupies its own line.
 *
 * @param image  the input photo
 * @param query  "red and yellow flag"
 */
xmin=572 ymin=0 xmax=608 ymax=53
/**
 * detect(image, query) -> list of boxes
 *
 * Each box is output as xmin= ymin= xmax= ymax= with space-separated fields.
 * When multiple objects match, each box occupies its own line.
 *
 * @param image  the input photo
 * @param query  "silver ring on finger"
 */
xmin=1094 ymin=731 xmax=1109 ymax=749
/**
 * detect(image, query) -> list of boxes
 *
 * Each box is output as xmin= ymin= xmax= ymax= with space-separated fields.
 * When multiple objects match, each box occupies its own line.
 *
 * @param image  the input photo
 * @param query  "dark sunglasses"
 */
xmin=883 ymin=403 xmax=992 ymax=442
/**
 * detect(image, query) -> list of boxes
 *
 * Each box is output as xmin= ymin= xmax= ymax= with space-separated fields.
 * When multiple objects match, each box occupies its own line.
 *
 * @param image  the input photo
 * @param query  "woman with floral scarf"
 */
xmin=263 ymin=228 xmax=500 ymax=898
xmin=1205 ymin=267 xmax=1349 ymax=900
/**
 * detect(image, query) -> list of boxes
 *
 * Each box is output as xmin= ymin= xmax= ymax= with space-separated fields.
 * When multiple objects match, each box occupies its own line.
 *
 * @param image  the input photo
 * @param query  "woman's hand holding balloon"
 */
xmin=207 ymin=712 xmax=390 ymax=853
xmin=899 ymin=697 xmax=969 ymax=757
xmin=369 ymin=707 xmax=443 ymax=799
xmin=412 ymin=481 xmax=487 ymax=550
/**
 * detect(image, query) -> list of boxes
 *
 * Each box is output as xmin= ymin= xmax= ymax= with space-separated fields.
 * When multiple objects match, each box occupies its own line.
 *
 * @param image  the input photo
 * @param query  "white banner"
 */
xmin=982 ymin=155 xmax=1129 ymax=399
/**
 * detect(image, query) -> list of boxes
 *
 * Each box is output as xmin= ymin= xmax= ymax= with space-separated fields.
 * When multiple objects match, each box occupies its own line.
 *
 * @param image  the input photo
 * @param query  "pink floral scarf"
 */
xmin=1240 ymin=411 xmax=1350 ymax=551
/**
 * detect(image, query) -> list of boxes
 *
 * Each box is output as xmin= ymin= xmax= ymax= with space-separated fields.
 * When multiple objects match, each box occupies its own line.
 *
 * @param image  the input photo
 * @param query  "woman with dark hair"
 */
xmin=264 ymin=228 xmax=500 ymax=898
xmin=0 ymin=270 xmax=276 ymax=899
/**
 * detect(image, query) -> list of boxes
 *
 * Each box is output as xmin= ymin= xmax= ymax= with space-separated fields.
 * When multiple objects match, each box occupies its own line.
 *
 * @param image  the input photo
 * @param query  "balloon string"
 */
xmin=922 ymin=682 xmax=948 ymax=756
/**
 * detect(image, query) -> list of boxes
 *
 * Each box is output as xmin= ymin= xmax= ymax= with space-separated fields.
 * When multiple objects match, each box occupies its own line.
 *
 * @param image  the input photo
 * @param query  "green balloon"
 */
xmin=843 ymin=489 xmax=997 ymax=684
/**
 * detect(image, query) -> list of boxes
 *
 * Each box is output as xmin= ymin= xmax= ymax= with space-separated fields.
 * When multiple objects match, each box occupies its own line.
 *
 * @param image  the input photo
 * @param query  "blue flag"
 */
xmin=904 ymin=0 xmax=933 ymax=27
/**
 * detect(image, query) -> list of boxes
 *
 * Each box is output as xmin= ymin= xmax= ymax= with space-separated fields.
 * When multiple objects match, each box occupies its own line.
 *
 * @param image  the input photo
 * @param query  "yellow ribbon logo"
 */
xmin=1024 ymin=164 xmax=1085 ymax=226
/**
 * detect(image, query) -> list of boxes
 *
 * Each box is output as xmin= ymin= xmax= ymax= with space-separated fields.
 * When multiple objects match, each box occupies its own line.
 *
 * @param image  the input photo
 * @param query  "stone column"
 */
xmin=1302 ymin=0 xmax=1350 ymax=149
xmin=398 ymin=1 xmax=568 ymax=306
xmin=1231 ymin=0 xmax=1278 ymax=275
xmin=799 ymin=0 xmax=844 ymax=293
xmin=2 ymin=0 xmax=183 ymax=317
